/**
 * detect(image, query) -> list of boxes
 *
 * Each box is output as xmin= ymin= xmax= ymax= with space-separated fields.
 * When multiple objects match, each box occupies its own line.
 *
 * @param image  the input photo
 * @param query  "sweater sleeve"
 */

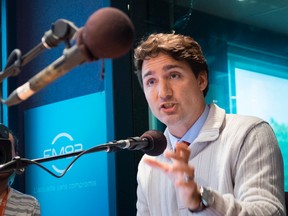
xmin=192 ymin=122 xmax=286 ymax=216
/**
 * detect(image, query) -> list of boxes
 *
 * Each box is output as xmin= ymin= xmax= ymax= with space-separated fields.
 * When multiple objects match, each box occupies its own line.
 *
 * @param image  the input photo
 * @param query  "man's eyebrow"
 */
xmin=142 ymin=70 xmax=154 ymax=79
xmin=143 ymin=64 xmax=183 ymax=79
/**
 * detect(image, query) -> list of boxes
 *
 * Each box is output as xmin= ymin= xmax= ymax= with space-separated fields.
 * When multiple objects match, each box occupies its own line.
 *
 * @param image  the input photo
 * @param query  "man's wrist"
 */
xmin=188 ymin=186 xmax=214 ymax=212
xmin=189 ymin=200 xmax=206 ymax=212
xmin=188 ymin=187 xmax=205 ymax=212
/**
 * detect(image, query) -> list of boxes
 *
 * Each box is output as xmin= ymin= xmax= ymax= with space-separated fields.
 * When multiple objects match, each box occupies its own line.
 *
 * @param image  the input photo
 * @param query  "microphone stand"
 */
xmin=0 ymin=142 xmax=120 ymax=178
xmin=0 ymin=19 xmax=79 ymax=103
xmin=0 ymin=19 xmax=78 ymax=83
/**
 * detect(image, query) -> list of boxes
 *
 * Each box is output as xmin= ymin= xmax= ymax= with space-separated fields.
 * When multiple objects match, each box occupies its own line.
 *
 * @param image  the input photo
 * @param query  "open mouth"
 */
xmin=162 ymin=103 xmax=174 ymax=109
xmin=160 ymin=103 xmax=177 ymax=113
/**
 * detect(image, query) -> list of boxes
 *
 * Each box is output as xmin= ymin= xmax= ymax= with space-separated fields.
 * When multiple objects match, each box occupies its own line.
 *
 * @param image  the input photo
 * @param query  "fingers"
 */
xmin=144 ymin=154 xmax=195 ymax=182
xmin=143 ymin=142 xmax=200 ymax=210
xmin=165 ymin=142 xmax=191 ymax=163
xmin=143 ymin=157 xmax=169 ymax=172
xmin=144 ymin=143 xmax=191 ymax=174
xmin=144 ymin=143 xmax=194 ymax=185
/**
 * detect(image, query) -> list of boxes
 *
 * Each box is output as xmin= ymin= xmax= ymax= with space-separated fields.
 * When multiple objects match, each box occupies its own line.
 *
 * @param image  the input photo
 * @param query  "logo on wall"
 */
xmin=43 ymin=132 xmax=83 ymax=174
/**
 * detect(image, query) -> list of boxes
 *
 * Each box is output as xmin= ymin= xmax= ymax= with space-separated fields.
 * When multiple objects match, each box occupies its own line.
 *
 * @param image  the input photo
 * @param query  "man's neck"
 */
xmin=168 ymin=104 xmax=208 ymax=138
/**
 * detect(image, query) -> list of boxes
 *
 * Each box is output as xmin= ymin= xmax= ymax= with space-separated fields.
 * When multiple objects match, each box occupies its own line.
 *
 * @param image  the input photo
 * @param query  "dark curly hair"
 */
xmin=134 ymin=33 xmax=209 ymax=96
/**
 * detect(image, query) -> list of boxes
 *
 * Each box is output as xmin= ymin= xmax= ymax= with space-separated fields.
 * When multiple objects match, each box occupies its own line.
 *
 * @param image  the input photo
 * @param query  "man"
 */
xmin=134 ymin=33 xmax=286 ymax=215
xmin=0 ymin=124 xmax=40 ymax=216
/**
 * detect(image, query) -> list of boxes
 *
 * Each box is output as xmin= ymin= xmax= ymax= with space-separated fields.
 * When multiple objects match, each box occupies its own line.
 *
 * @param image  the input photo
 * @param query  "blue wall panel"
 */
xmin=24 ymin=92 xmax=114 ymax=216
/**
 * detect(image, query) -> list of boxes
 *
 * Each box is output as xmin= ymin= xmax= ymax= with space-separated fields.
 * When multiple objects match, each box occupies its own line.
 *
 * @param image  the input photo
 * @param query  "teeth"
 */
xmin=163 ymin=103 xmax=173 ymax=108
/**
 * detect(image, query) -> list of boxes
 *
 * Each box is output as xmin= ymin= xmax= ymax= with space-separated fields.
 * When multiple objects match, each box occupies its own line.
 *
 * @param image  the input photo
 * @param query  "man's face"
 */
xmin=142 ymin=53 xmax=208 ymax=137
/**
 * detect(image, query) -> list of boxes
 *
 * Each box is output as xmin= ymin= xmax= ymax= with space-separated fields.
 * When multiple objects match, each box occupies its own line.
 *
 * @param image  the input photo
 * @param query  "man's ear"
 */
xmin=198 ymin=71 xmax=208 ymax=91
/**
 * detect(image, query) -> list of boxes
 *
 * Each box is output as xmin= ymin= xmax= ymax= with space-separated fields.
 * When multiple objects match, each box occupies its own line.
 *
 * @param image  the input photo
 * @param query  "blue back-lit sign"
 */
xmin=24 ymin=92 xmax=112 ymax=216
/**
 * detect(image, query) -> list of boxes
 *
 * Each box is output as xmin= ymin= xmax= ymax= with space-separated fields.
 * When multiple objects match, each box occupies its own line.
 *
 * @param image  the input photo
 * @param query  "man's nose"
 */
xmin=158 ymin=80 xmax=172 ymax=99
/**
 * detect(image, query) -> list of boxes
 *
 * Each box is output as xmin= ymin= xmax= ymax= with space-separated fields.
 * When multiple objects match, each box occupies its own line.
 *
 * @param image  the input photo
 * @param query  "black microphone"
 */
xmin=109 ymin=130 xmax=167 ymax=156
xmin=4 ymin=7 xmax=135 ymax=106
xmin=0 ymin=130 xmax=167 ymax=174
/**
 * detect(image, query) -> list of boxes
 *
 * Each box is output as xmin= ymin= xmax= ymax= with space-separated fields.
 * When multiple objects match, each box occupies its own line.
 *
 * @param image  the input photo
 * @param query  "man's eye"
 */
xmin=171 ymin=73 xmax=180 ymax=79
xmin=147 ymin=79 xmax=155 ymax=86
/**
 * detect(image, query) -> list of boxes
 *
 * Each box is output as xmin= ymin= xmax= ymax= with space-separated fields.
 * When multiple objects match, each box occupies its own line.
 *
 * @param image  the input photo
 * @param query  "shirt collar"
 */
xmin=168 ymin=105 xmax=210 ymax=149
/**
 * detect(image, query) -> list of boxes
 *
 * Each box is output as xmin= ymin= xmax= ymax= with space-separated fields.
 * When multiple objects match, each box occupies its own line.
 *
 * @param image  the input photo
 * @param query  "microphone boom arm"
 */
xmin=0 ymin=19 xmax=79 ymax=84
xmin=0 ymin=141 xmax=121 ymax=178
xmin=0 ymin=130 xmax=166 ymax=177
xmin=3 ymin=44 xmax=89 ymax=106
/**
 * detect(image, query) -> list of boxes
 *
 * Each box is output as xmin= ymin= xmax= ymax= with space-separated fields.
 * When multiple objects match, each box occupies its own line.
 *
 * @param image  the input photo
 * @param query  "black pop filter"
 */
xmin=141 ymin=130 xmax=167 ymax=156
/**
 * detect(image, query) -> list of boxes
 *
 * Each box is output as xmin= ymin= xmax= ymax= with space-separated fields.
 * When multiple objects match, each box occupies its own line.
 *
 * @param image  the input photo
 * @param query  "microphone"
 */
xmin=4 ymin=7 xmax=135 ymax=106
xmin=109 ymin=130 xmax=167 ymax=156
xmin=0 ymin=130 xmax=167 ymax=174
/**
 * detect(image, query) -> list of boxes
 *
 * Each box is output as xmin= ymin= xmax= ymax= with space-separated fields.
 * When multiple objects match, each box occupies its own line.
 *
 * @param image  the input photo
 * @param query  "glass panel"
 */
xmin=228 ymin=51 xmax=288 ymax=191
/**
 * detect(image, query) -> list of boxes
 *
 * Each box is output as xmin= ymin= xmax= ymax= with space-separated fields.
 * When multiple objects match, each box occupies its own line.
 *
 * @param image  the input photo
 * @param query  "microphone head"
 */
xmin=141 ymin=130 xmax=167 ymax=156
xmin=80 ymin=7 xmax=135 ymax=59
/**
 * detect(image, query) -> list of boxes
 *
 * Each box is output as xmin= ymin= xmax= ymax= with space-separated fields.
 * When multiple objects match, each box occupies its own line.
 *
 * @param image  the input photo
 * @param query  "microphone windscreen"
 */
xmin=141 ymin=130 xmax=167 ymax=156
xmin=81 ymin=7 xmax=135 ymax=59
